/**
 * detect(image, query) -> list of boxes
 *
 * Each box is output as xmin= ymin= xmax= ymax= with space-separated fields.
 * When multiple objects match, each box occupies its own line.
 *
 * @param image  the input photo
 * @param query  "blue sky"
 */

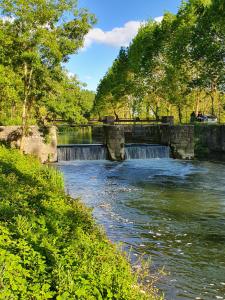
xmin=66 ymin=0 xmax=182 ymax=91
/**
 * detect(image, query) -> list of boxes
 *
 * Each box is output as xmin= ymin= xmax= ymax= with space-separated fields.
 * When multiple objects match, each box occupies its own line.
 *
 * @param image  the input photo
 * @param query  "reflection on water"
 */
xmin=57 ymin=159 xmax=225 ymax=300
xmin=58 ymin=126 xmax=101 ymax=145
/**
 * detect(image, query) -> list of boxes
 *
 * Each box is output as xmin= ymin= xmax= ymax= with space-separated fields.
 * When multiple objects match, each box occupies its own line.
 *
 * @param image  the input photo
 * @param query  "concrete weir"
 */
xmin=94 ymin=124 xmax=195 ymax=161
xmin=0 ymin=124 xmax=194 ymax=162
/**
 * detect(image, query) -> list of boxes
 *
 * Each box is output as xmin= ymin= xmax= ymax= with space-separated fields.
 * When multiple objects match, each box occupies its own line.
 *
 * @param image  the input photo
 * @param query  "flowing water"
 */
xmin=57 ymin=158 xmax=225 ymax=300
xmin=125 ymin=144 xmax=170 ymax=159
xmin=57 ymin=144 xmax=108 ymax=161
xmin=57 ymin=144 xmax=170 ymax=161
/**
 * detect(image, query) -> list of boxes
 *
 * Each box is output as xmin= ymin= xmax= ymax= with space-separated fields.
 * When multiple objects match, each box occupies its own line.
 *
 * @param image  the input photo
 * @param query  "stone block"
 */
xmin=104 ymin=125 xmax=125 ymax=161
xmin=0 ymin=126 xmax=57 ymax=163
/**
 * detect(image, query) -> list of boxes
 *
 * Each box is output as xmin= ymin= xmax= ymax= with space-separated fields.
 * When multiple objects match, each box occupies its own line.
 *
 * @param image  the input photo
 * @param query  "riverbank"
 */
xmin=0 ymin=146 xmax=161 ymax=299
xmin=58 ymin=159 xmax=225 ymax=300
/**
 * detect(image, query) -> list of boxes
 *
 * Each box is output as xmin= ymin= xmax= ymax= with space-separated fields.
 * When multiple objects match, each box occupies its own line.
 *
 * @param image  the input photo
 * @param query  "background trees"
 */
xmin=94 ymin=48 xmax=130 ymax=118
xmin=0 ymin=0 xmax=96 ymax=137
xmin=94 ymin=0 xmax=225 ymax=123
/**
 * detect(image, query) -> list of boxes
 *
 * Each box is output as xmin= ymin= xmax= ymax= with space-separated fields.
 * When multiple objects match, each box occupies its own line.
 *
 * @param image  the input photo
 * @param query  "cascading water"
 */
xmin=57 ymin=143 xmax=170 ymax=161
xmin=125 ymin=144 xmax=170 ymax=159
xmin=57 ymin=144 xmax=107 ymax=161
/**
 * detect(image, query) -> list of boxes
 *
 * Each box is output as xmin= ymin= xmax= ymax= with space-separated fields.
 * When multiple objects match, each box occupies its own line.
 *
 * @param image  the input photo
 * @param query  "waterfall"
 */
xmin=57 ymin=144 xmax=107 ymax=161
xmin=125 ymin=144 xmax=170 ymax=159
xmin=57 ymin=143 xmax=170 ymax=161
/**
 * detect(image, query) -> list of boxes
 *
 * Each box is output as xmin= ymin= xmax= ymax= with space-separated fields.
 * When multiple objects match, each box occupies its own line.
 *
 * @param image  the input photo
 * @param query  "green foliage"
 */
xmin=0 ymin=0 xmax=96 ymax=128
xmin=94 ymin=0 xmax=225 ymax=123
xmin=94 ymin=48 xmax=128 ymax=118
xmin=41 ymin=72 xmax=95 ymax=125
xmin=0 ymin=146 xmax=160 ymax=299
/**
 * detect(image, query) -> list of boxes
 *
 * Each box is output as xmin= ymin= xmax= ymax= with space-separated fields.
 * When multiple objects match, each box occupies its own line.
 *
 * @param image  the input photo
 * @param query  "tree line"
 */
xmin=94 ymin=0 xmax=225 ymax=123
xmin=0 ymin=0 xmax=95 ymax=143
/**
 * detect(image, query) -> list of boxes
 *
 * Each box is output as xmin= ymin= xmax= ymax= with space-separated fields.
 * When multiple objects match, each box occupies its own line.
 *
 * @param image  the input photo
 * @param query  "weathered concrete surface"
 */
xmin=124 ymin=125 xmax=161 ymax=144
xmin=93 ymin=124 xmax=195 ymax=160
xmin=92 ymin=126 xmax=105 ymax=143
xmin=0 ymin=126 xmax=57 ymax=163
xmin=195 ymin=125 xmax=225 ymax=160
xmin=104 ymin=125 xmax=125 ymax=161
xmin=161 ymin=125 xmax=195 ymax=160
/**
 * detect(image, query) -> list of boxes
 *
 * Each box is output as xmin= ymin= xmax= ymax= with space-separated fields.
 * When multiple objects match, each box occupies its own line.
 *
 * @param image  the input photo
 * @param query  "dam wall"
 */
xmin=94 ymin=124 xmax=194 ymax=160
xmin=194 ymin=125 xmax=225 ymax=160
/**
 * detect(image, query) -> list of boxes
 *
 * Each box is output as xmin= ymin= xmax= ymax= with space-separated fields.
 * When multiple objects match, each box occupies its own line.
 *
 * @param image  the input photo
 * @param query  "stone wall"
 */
xmin=161 ymin=125 xmax=194 ymax=159
xmin=92 ymin=126 xmax=105 ymax=143
xmin=194 ymin=125 xmax=225 ymax=160
xmin=0 ymin=126 xmax=57 ymax=163
xmin=123 ymin=125 xmax=161 ymax=144
xmin=92 ymin=124 xmax=195 ymax=160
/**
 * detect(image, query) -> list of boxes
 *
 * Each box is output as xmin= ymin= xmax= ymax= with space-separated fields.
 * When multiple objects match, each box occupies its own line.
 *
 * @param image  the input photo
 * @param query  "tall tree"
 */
xmin=0 ymin=0 xmax=95 ymax=148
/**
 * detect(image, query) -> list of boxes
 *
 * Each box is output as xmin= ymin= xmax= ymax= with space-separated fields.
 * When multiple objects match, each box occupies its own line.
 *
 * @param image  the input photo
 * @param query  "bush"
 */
xmin=0 ymin=146 xmax=161 ymax=300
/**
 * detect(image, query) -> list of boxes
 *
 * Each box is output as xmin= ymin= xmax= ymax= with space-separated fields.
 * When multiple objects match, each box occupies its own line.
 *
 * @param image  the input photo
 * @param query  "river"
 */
xmin=57 ymin=158 xmax=225 ymax=300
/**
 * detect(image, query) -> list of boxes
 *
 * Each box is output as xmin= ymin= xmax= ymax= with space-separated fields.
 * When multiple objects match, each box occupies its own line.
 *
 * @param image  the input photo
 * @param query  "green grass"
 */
xmin=0 ymin=146 xmax=162 ymax=300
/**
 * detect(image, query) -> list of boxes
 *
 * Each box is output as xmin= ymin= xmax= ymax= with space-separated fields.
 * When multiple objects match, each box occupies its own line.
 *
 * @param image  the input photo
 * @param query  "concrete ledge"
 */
xmin=0 ymin=126 xmax=57 ymax=163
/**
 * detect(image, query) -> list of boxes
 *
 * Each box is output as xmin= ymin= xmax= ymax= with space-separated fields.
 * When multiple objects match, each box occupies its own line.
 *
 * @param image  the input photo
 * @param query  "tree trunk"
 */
xmin=20 ymin=63 xmax=33 ymax=151
xmin=113 ymin=109 xmax=119 ymax=120
xmin=167 ymin=104 xmax=171 ymax=116
xmin=11 ymin=102 xmax=16 ymax=119
xmin=155 ymin=105 xmax=159 ymax=121
xmin=149 ymin=104 xmax=158 ymax=120
xmin=195 ymin=91 xmax=200 ymax=115
xmin=178 ymin=107 xmax=182 ymax=124
xmin=146 ymin=103 xmax=150 ymax=119
xmin=218 ymin=94 xmax=221 ymax=124
xmin=210 ymin=81 xmax=217 ymax=116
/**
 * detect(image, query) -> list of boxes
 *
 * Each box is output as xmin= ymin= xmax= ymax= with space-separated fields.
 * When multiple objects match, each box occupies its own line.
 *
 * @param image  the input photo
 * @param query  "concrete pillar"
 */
xmin=161 ymin=125 xmax=194 ymax=159
xmin=104 ymin=125 xmax=125 ymax=161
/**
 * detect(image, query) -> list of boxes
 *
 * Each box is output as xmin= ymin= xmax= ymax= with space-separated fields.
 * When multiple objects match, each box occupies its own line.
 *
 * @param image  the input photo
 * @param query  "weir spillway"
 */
xmin=57 ymin=124 xmax=195 ymax=161
xmin=57 ymin=144 xmax=170 ymax=161
xmin=125 ymin=144 xmax=170 ymax=160
xmin=57 ymin=144 xmax=107 ymax=161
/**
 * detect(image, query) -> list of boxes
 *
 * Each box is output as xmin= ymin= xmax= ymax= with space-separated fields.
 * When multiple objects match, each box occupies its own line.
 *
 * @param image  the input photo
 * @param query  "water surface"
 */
xmin=58 ymin=126 xmax=99 ymax=145
xmin=57 ymin=159 xmax=225 ymax=300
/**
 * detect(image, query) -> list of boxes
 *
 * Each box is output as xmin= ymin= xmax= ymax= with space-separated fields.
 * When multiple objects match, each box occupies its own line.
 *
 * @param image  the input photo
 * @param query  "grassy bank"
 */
xmin=0 ymin=146 xmax=161 ymax=299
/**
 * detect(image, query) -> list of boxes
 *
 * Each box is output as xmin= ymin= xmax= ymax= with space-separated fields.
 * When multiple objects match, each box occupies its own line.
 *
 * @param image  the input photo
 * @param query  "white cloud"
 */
xmin=83 ymin=21 xmax=143 ymax=49
xmin=83 ymin=16 xmax=164 ymax=50
xmin=154 ymin=16 xmax=164 ymax=23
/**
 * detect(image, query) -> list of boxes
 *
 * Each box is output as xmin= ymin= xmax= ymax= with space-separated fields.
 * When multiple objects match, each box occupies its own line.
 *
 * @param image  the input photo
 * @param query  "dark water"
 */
xmin=57 ymin=159 xmax=225 ymax=300
xmin=58 ymin=127 xmax=99 ymax=145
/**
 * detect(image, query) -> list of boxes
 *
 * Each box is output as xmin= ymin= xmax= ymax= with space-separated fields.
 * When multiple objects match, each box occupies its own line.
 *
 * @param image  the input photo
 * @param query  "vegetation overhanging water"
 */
xmin=0 ymin=146 xmax=159 ymax=299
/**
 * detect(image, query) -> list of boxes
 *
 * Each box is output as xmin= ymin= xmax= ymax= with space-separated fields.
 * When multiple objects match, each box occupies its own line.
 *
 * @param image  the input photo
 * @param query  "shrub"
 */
xmin=0 ymin=146 xmax=161 ymax=300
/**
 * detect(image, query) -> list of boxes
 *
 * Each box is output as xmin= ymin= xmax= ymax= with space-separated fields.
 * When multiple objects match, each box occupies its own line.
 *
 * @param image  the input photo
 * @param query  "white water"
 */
xmin=57 ymin=143 xmax=170 ymax=161
xmin=57 ymin=144 xmax=108 ymax=161
xmin=125 ymin=144 xmax=170 ymax=159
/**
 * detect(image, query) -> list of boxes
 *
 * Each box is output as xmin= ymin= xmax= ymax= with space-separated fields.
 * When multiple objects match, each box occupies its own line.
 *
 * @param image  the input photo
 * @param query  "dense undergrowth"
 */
xmin=0 ymin=146 xmax=161 ymax=299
